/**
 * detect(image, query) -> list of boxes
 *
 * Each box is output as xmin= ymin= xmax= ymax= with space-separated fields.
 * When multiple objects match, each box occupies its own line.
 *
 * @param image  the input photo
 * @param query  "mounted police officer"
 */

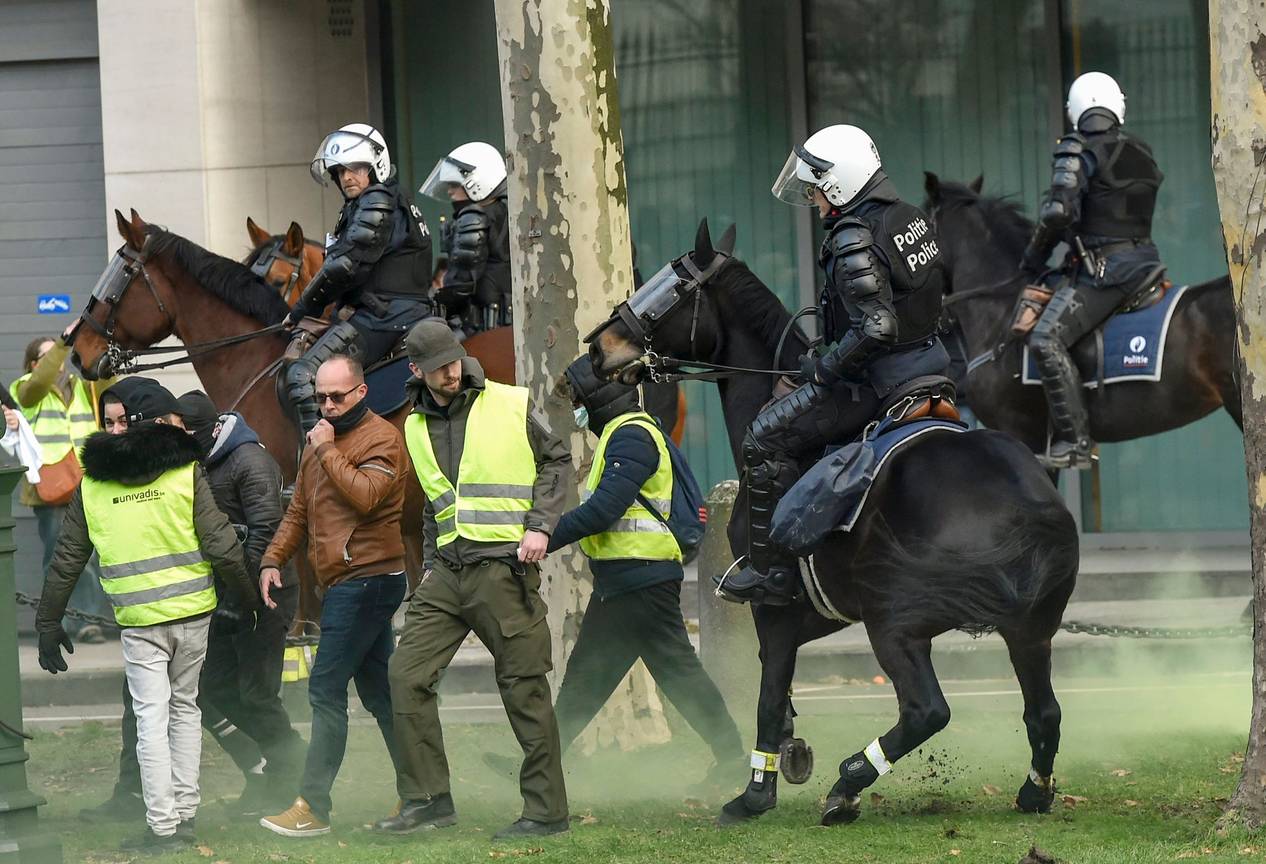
xmin=421 ymin=142 xmax=511 ymax=335
xmin=718 ymin=124 xmax=949 ymax=606
xmin=282 ymin=123 xmax=433 ymax=437
xmin=1021 ymin=72 xmax=1164 ymax=470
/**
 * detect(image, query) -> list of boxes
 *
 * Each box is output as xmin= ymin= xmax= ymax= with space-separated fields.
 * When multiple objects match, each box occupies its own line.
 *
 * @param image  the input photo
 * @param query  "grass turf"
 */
xmin=25 ymin=670 xmax=1264 ymax=863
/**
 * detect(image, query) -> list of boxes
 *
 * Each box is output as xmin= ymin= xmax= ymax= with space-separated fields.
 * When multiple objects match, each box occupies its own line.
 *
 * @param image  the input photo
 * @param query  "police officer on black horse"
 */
xmin=1021 ymin=72 xmax=1164 ymax=470
xmin=421 ymin=141 xmax=512 ymax=336
xmin=282 ymin=123 xmax=433 ymax=438
xmin=717 ymin=124 xmax=950 ymax=606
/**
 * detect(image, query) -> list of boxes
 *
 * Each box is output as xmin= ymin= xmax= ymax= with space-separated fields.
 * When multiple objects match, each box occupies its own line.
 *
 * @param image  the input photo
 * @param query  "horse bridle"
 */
xmin=249 ymin=236 xmax=306 ymax=297
xmin=69 ymin=239 xmax=285 ymax=378
xmin=584 ymin=251 xmax=801 ymax=384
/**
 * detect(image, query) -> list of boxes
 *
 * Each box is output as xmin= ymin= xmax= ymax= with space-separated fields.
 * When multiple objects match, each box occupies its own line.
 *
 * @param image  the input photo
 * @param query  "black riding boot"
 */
xmin=715 ymin=458 xmax=800 ymax=606
xmin=282 ymin=320 xmax=363 ymax=443
xmin=1029 ymin=286 xmax=1094 ymax=470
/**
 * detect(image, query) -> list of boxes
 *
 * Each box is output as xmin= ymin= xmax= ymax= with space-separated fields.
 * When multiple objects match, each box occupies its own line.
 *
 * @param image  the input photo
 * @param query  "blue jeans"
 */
xmin=34 ymin=504 xmax=112 ymax=634
xmin=299 ymin=573 xmax=405 ymax=821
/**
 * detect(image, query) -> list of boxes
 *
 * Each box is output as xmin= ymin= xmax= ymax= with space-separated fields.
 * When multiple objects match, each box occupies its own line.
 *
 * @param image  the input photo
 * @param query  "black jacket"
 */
xmin=549 ymin=424 xmax=681 ymax=599
xmin=205 ymin=413 xmax=289 ymax=588
xmin=36 ymin=423 xmax=256 ymax=633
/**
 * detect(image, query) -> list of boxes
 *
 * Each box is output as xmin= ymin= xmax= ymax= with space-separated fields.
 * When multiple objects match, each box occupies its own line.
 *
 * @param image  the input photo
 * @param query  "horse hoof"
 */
xmin=717 ymin=795 xmax=766 ymax=827
xmin=1015 ymin=776 xmax=1054 ymax=814
xmin=820 ymin=793 xmax=862 ymax=826
xmin=779 ymin=738 xmax=814 ymax=785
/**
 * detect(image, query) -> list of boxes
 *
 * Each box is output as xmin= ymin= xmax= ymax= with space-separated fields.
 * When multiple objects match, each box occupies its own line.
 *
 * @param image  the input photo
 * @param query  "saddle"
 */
xmin=1009 ymin=264 xmax=1171 ymax=337
xmin=879 ymin=375 xmax=960 ymax=426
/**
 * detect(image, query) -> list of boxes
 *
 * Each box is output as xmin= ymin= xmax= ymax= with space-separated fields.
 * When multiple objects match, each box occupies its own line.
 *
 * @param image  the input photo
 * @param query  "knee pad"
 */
xmin=283 ymin=360 xmax=318 ymax=400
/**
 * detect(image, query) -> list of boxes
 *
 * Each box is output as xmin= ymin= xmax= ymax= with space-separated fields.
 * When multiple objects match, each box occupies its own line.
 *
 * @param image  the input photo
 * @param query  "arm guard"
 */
xmin=817 ymin=221 xmax=897 ymax=384
xmin=1022 ymin=134 xmax=1089 ymax=273
xmin=440 ymin=207 xmax=489 ymax=301
xmin=320 ymin=188 xmax=396 ymax=287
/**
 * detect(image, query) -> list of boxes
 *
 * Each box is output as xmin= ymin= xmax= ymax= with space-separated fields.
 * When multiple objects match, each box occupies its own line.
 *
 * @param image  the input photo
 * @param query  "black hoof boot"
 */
xmin=717 ymin=771 xmax=777 ymax=826
xmin=779 ymin=738 xmax=814 ymax=785
xmin=1015 ymin=774 xmax=1055 ymax=814
xmin=821 ymin=777 xmax=862 ymax=826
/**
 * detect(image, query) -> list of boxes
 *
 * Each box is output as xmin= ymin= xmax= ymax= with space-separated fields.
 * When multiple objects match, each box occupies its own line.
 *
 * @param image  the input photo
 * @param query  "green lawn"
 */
xmin=25 ymin=670 xmax=1266 ymax=863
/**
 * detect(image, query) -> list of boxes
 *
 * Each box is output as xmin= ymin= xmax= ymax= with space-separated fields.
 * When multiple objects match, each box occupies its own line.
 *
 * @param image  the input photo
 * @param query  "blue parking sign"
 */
xmin=37 ymin=295 xmax=72 ymax=314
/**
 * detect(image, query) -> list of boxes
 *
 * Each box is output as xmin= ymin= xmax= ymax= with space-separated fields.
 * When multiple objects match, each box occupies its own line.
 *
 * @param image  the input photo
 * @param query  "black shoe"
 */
xmin=233 ymin=774 xmax=273 ymax=818
xmin=119 ymin=828 xmax=189 ymax=854
xmin=80 ymin=790 xmax=146 ymax=822
xmin=175 ymin=817 xmax=195 ymax=841
xmin=714 ymin=562 xmax=799 ymax=606
xmin=492 ymin=817 xmax=569 ymax=840
xmin=372 ymin=794 xmax=457 ymax=834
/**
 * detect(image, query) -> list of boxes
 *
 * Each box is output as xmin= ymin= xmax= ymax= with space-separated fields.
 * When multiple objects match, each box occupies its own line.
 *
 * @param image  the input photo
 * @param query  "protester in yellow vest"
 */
xmin=483 ymin=355 xmax=743 ymax=788
xmin=35 ymin=377 xmax=258 ymax=855
xmin=12 ymin=331 xmax=116 ymax=642
xmin=374 ymin=319 xmax=571 ymax=840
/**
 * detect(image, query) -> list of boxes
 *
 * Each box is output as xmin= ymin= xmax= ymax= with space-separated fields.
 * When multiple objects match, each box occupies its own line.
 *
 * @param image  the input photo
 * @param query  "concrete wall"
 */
xmin=95 ymin=0 xmax=375 ymax=394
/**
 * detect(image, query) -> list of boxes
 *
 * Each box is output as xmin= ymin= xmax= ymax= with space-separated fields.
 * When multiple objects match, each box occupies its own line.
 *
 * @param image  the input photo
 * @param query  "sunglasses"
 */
xmin=315 ymin=386 xmax=362 ymax=405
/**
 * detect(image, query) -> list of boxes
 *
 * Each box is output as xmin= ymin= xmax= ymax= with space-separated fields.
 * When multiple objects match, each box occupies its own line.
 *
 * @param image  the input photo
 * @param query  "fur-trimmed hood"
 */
xmin=80 ymin=422 xmax=204 ymax=486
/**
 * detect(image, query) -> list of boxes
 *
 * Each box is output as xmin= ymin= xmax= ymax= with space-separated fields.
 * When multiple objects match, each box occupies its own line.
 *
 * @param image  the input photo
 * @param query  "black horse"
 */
xmin=924 ymin=174 xmax=1241 ymax=455
xmin=587 ymin=220 xmax=1080 ymax=827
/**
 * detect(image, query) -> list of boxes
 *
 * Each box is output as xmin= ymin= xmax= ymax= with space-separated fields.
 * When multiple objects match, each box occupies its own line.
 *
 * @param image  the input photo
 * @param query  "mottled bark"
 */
xmin=494 ymin=0 xmax=669 ymax=749
xmin=1210 ymin=0 xmax=1266 ymax=829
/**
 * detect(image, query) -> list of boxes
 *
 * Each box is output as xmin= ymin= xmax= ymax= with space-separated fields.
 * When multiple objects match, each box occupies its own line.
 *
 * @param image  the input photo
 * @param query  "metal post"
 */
xmin=0 ymin=465 xmax=62 ymax=864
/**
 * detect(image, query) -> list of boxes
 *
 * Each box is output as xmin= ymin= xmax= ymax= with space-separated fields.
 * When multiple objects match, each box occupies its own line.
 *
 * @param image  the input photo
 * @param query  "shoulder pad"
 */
xmin=356 ymin=187 xmax=395 ymax=212
xmin=1054 ymin=133 xmax=1086 ymax=156
xmin=826 ymin=217 xmax=875 ymax=257
xmin=455 ymin=207 xmax=490 ymax=232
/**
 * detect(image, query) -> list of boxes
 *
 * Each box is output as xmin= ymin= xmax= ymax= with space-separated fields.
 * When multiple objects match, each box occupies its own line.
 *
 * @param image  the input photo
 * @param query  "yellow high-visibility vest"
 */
xmin=81 ymin=463 xmax=217 ymax=627
xmin=10 ymin=374 xmax=98 ymax=462
xmin=405 ymin=381 xmax=538 ymax=547
xmin=579 ymin=412 xmax=681 ymax=562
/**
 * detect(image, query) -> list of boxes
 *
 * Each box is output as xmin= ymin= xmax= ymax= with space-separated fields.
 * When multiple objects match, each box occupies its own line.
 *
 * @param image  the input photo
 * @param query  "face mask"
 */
xmin=573 ymin=406 xmax=589 ymax=430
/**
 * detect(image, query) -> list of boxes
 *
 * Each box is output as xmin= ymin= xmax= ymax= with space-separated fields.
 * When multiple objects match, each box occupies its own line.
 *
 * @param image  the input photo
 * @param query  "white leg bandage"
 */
xmin=864 ymin=738 xmax=892 ymax=776
xmin=750 ymin=749 xmax=780 ymax=782
xmin=1029 ymin=767 xmax=1051 ymax=788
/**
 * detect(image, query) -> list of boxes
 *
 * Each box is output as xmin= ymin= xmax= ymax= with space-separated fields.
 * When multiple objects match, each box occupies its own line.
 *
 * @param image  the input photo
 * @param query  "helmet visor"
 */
xmin=419 ymin=156 xmax=473 ymax=200
xmin=310 ymin=130 xmax=379 ymax=185
xmin=771 ymin=151 xmax=816 ymax=206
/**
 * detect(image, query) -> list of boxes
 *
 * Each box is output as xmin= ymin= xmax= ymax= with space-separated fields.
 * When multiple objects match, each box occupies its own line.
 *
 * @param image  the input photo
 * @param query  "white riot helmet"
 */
xmin=310 ymin=123 xmax=392 ymax=186
xmin=772 ymin=124 xmax=882 ymax=210
xmin=1066 ymin=72 xmax=1126 ymax=126
xmin=420 ymin=141 xmax=507 ymax=202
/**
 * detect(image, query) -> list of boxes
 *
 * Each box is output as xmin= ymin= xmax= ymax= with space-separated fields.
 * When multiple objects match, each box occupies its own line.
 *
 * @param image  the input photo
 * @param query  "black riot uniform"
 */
xmin=721 ymin=173 xmax=950 ymax=605
xmin=1021 ymin=109 xmax=1164 ymax=467
xmin=283 ymin=177 xmax=433 ymax=435
xmin=436 ymin=185 xmax=511 ymax=335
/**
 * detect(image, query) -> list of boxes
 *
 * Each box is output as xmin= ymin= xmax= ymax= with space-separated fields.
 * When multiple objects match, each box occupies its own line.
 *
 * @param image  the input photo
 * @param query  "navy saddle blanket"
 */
xmin=770 ymin=417 xmax=968 ymax=557
xmin=364 ymin=356 xmax=413 ymax=416
xmin=1022 ymin=284 xmax=1189 ymax=387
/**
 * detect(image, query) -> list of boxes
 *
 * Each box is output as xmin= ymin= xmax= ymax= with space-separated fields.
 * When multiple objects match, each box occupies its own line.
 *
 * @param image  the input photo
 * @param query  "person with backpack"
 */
xmin=543 ymin=356 xmax=742 ymax=781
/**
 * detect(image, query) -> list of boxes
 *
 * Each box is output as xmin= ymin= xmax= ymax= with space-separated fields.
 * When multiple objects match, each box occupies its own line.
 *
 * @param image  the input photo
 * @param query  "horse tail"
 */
xmin=855 ymin=504 xmax=1078 ymax=636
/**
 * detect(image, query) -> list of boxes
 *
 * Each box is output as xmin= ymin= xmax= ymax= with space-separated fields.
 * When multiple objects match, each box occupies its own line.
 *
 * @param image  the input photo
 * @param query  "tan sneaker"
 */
xmin=259 ymin=797 xmax=330 ymax=838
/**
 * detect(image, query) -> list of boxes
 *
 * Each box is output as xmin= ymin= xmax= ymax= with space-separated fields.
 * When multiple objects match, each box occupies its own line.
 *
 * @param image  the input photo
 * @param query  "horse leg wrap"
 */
xmin=736 ymin=751 xmax=780 ymax=814
xmin=1016 ymin=766 xmax=1056 ymax=814
xmin=838 ymin=740 xmax=887 ymax=798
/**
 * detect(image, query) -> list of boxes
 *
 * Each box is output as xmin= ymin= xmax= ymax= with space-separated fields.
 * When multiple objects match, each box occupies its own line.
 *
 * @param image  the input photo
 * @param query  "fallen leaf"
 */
xmin=337 ymin=841 xmax=348 ymax=848
xmin=197 ymin=846 xmax=214 ymax=858
xmin=1110 ymin=769 xmax=1132 ymax=777
xmin=870 ymin=792 xmax=885 ymax=805
xmin=579 ymin=813 xmax=598 ymax=825
xmin=950 ymin=851 xmax=961 ymax=857
xmin=982 ymin=784 xmax=1001 ymax=796
xmin=1124 ymin=800 xmax=1140 ymax=807
xmin=1060 ymin=794 xmax=1088 ymax=807
xmin=490 ymin=853 xmax=507 ymax=860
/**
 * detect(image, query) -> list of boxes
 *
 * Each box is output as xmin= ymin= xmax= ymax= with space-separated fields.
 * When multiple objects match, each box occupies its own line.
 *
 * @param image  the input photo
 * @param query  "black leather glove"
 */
xmin=38 ymin=627 xmax=74 ymax=674
xmin=212 ymin=605 xmax=258 ymax=634
xmin=798 ymin=352 xmax=822 ymax=386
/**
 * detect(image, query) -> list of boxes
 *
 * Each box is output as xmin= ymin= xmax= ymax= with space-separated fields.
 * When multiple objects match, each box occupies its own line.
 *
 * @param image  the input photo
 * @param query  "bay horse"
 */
xmin=70 ymin=209 xmax=427 ymax=591
xmin=923 ymin=174 xmax=1241 ymax=455
xmin=587 ymin=220 xmax=1080 ymax=827
xmin=242 ymin=217 xmax=687 ymax=443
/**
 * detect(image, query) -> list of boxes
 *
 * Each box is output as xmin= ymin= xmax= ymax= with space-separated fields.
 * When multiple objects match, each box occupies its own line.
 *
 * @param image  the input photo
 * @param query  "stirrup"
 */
xmin=1036 ymin=443 xmax=1097 ymax=471
xmin=713 ymin=556 xmax=748 ymax=599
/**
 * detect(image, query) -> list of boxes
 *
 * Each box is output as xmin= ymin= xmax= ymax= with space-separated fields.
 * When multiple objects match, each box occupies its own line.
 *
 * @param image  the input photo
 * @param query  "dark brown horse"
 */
xmin=243 ymin=219 xmax=687 ymax=443
xmin=924 ymin=174 xmax=1241 ymax=455
xmin=71 ymin=209 xmax=427 ymax=590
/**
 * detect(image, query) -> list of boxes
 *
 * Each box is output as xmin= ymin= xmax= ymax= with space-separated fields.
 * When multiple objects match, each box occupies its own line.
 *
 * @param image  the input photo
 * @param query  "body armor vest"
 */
xmin=1078 ymin=130 xmax=1162 ymax=241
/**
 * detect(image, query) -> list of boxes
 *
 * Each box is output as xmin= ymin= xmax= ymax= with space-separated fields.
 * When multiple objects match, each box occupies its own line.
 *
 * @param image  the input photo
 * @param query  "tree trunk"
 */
xmin=1210 ymin=0 xmax=1266 ymax=829
xmin=493 ymin=0 xmax=670 ymax=750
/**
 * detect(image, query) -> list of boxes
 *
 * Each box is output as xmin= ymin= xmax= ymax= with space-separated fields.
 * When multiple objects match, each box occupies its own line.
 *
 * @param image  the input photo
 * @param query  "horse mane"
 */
xmin=714 ymin=259 xmax=807 ymax=365
xmin=146 ymin=227 xmax=291 ymax=325
xmin=937 ymin=180 xmax=1034 ymax=257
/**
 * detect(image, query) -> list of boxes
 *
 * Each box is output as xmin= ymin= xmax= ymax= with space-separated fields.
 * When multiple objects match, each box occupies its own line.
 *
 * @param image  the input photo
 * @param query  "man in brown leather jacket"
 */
xmin=256 ymin=354 xmax=408 ymax=838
